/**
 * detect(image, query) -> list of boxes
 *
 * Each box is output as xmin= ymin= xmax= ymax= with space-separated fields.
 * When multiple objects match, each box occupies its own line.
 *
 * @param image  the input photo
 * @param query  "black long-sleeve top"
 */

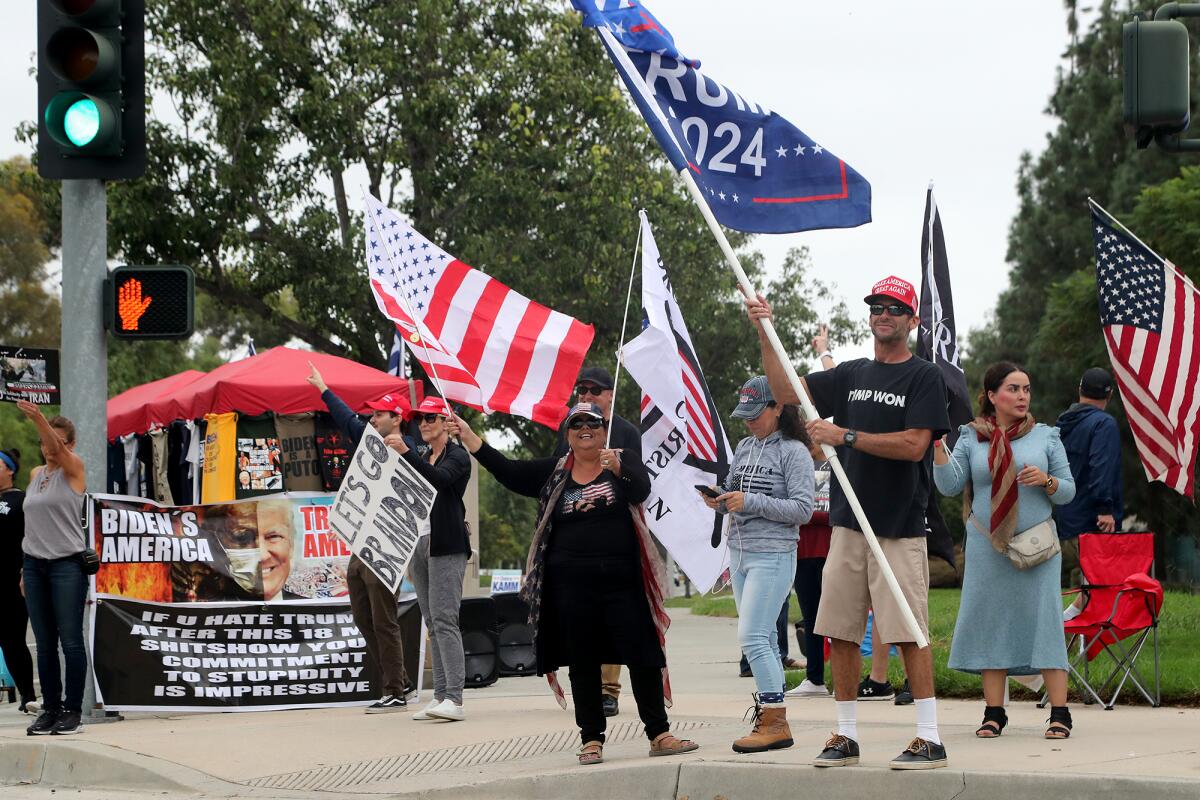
xmin=1 ymin=488 xmax=25 ymax=580
xmin=401 ymin=444 xmax=471 ymax=557
xmin=473 ymin=442 xmax=651 ymax=509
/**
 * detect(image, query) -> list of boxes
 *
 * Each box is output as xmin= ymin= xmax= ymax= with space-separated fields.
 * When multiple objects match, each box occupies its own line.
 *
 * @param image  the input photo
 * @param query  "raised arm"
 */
xmin=401 ymin=445 xmax=471 ymax=491
xmin=744 ymin=293 xmax=806 ymax=405
xmin=17 ymin=401 xmax=85 ymax=492
xmin=307 ymin=362 xmax=368 ymax=445
xmin=446 ymin=415 xmax=556 ymax=498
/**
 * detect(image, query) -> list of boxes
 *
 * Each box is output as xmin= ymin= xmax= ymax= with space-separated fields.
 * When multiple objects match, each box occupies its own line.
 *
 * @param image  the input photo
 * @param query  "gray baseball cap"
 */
xmin=731 ymin=375 xmax=775 ymax=419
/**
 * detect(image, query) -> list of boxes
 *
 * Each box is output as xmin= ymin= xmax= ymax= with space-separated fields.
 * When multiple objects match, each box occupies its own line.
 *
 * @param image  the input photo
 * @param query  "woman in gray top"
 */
xmin=700 ymin=376 xmax=814 ymax=755
xmin=16 ymin=401 xmax=87 ymax=736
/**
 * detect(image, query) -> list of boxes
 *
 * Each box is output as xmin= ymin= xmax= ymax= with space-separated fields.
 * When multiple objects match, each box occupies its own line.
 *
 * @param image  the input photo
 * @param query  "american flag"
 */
xmin=1091 ymin=204 xmax=1200 ymax=497
xmin=363 ymin=194 xmax=594 ymax=429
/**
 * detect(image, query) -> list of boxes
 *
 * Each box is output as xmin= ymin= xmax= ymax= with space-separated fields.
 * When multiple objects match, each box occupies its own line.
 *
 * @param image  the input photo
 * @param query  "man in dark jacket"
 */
xmin=306 ymin=363 xmax=416 ymax=713
xmin=1055 ymin=367 xmax=1123 ymax=591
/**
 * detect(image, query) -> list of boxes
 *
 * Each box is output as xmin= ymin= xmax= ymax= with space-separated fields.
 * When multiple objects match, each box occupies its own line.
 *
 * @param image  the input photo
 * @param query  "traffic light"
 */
xmin=1123 ymin=17 xmax=1191 ymax=149
xmin=105 ymin=265 xmax=195 ymax=340
xmin=37 ymin=0 xmax=145 ymax=180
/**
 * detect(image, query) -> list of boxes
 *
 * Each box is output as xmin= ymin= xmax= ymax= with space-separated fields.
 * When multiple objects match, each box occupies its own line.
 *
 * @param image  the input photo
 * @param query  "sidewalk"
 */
xmin=1 ymin=607 xmax=1198 ymax=798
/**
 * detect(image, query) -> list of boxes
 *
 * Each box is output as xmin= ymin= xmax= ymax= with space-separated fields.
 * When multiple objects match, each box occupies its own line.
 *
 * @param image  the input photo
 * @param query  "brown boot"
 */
xmin=732 ymin=703 xmax=794 ymax=753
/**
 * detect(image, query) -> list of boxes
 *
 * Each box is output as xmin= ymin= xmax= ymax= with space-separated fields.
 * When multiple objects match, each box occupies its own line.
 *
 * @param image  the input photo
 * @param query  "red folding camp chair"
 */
xmin=1050 ymin=532 xmax=1162 ymax=709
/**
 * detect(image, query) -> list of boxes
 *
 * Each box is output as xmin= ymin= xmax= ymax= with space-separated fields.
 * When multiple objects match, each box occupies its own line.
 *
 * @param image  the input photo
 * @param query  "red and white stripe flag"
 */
xmin=364 ymin=194 xmax=594 ymax=429
xmin=1092 ymin=203 xmax=1200 ymax=497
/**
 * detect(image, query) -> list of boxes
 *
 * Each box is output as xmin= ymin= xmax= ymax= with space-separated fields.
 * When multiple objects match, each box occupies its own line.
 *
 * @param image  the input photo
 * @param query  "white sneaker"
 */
xmin=426 ymin=699 xmax=465 ymax=722
xmin=786 ymin=679 xmax=831 ymax=698
xmin=411 ymin=699 xmax=443 ymax=721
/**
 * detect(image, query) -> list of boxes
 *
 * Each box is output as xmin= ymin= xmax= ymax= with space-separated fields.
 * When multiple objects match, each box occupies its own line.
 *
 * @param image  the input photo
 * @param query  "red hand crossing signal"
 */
xmin=105 ymin=265 xmax=194 ymax=339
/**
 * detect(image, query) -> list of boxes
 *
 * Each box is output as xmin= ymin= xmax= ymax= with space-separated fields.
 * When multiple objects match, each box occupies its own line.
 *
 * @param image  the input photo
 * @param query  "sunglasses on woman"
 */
xmin=567 ymin=418 xmax=605 ymax=431
xmin=418 ymin=413 xmax=444 ymax=424
xmin=575 ymin=384 xmax=607 ymax=397
xmin=868 ymin=303 xmax=913 ymax=317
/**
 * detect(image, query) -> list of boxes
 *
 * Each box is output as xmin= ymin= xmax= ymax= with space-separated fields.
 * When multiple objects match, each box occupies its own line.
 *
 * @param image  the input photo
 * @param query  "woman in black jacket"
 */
xmin=385 ymin=397 xmax=472 ymax=722
xmin=0 ymin=448 xmax=38 ymax=713
xmin=447 ymin=403 xmax=698 ymax=766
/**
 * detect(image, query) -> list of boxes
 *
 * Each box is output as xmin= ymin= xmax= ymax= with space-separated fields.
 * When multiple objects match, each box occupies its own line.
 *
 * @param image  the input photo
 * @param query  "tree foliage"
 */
xmin=968 ymin=1 xmax=1200 ymax=542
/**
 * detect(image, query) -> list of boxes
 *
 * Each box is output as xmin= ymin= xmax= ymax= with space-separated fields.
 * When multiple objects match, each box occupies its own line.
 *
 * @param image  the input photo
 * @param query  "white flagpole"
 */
xmin=591 ymin=26 xmax=926 ymax=647
xmin=605 ymin=217 xmax=643 ymax=448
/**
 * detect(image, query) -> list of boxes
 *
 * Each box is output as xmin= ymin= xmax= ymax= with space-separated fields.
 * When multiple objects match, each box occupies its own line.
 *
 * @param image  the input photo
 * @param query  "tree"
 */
xmin=0 ymin=158 xmax=59 ymax=348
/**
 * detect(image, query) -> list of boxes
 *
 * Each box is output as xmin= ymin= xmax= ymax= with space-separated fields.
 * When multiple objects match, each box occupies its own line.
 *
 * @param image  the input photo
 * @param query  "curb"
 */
xmin=3 ymin=740 xmax=1199 ymax=800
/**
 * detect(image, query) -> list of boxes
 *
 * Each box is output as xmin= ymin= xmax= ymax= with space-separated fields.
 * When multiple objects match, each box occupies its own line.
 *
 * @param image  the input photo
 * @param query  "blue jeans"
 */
xmin=730 ymin=547 xmax=796 ymax=698
xmin=23 ymin=556 xmax=88 ymax=714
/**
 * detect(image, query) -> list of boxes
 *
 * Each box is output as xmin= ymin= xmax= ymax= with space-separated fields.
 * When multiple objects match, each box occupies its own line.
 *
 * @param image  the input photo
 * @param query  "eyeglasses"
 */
xmin=567 ymin=418 xmax=605 ymax=431
xmin=575 ymin=384 xmax=607 ymax=397
xmin=418 ymin=413 xmax=444 ymax=424
xmin=869 ymin=303 xmax=913 ymax=317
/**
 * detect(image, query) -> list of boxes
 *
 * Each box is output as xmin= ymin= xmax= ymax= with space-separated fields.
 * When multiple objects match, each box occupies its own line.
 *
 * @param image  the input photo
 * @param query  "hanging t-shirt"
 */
xmin=137 ymin=433 xmax=156 ymax=501
xmin=274 ymin=412 xmax=323 ymax=492
xmin=122 ymin=434 xmax=140 ymax=498
xmin=167 ymin=421 xmax=188 ymax=505
xmin=804 ymin=356 xmax=949 ymax=539
xmin=201 ymin=412 xmax=238 ymax=504
xmin=235 ymin=412 xmax=284 ymax=497
xmin=106 ymin=440 xmax=127 ymax=495
xmin=314 ymin=412 xmax=352 ymax=492
xmin=149 ymin=428 xmax=174 ymax=505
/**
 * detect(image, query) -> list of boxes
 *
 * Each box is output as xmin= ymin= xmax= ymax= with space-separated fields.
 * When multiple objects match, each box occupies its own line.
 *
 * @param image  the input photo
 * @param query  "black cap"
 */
xmin=1080 ymin=367 xmax=1114 ymax=400
xmin=576 ymin=366 xmax=614 ymax=390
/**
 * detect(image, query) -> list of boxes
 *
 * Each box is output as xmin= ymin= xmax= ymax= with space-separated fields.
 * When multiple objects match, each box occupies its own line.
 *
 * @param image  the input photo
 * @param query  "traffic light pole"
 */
xmin=59 ymin=178 xmax=118 ymax=724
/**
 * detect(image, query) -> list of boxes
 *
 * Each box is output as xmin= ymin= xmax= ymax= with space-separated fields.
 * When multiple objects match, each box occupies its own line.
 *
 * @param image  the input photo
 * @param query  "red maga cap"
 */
xmin=864 ymin=276 xmax=919 ymax=314
xmin=364 ymin=393 xmax=404 ymax=414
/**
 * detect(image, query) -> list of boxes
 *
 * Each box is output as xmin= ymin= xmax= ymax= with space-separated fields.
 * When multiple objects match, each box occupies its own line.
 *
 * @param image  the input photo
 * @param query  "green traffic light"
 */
xmin=63 ymin=97 xmax=100 ymax=146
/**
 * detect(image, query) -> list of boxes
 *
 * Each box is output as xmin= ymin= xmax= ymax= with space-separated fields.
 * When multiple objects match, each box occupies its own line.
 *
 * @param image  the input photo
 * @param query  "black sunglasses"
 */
xmin=567 ymin=418 xmax=606 ymax=431
xmin=418 ymin=413 xmax=444 ymax=424
xmin=869 ymin=303 xmax=913 ymax=317
xmin=575 ymin=384 xmax=607 ymax=396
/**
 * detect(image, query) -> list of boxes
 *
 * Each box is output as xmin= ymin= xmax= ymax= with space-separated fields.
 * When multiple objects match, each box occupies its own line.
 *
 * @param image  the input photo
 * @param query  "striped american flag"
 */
xmin=1092 ymin=204 xmax=1200 ymax=497
xmin=364 ymin=194 xmax=594 ymax=429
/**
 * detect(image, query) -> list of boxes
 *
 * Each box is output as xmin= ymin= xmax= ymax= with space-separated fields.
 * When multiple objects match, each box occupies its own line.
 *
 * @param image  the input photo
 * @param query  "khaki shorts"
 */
xmin=814 ymin=526 xmax=930 ymax=646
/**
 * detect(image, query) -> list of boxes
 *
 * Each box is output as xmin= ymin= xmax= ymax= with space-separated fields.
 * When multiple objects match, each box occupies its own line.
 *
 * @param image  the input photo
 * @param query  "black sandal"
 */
xmin=1045 ymin=706 xmax=1072 ymax=739
xmin=975 ymin=705 xmax=1007 ymax=738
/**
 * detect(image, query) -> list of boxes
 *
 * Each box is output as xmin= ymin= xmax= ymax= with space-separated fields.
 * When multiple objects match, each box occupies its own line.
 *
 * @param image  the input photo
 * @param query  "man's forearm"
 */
xmin=849 ymin=430 xmax=930 ymax=462
xmin=758 ymin=327 xmax=805 ymax=405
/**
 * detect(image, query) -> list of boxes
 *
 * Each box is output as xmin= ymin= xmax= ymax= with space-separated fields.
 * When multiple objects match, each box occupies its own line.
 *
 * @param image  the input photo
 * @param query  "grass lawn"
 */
xmin=665 ymin=588 xmax=1200 ymax=705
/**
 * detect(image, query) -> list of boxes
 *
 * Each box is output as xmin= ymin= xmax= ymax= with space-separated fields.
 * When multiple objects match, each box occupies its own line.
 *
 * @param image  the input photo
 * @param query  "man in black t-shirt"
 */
xmin=552 ymin=365 xmax=640 ymax=717
xmin=746 ymin=276 xmax=950 ymax=771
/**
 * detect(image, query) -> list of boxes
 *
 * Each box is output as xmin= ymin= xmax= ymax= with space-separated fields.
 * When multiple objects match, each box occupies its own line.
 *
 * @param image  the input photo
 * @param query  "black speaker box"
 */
xmin=491 ymin=591 xmax=536 ymax=677
xmin=459 ymin=596 xmax=499 ymax=688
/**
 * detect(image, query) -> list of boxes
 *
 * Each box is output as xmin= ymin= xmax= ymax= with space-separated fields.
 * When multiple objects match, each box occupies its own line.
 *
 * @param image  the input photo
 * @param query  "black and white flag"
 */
xmin=918 ymin=185 xmax=973 ymax=435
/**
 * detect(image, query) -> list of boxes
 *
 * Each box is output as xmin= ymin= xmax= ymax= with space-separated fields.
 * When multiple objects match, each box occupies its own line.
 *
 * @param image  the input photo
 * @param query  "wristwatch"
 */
xmin=1044 ymin=475 xmax=1054 ymax=489
xmin=842 ymin=429 xmax=858 ymax=448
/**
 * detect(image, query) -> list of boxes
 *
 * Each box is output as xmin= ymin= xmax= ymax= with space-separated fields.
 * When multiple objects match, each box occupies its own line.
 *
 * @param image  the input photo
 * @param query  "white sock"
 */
xmin=915 ymin=697 xmax=940 ymax=745
xmin=836 ymin=700 xmax=857 ymax=740
xmin=1063 ymin=603 xmax=1082 ymax=622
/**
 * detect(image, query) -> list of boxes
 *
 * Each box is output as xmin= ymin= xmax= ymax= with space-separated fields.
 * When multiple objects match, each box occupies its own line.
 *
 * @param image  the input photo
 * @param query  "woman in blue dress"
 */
xmin=933 ymin=362 xmax=1076 ymax=740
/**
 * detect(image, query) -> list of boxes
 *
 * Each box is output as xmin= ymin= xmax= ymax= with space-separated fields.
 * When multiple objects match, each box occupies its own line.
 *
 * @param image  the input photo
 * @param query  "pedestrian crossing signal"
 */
xmin=105 ymin=265 xmax=194 ymax=340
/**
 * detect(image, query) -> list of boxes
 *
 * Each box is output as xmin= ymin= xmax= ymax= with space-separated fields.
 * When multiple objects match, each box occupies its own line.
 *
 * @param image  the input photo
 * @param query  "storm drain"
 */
xmin=245 ymin=719 xmax=715 ymax=792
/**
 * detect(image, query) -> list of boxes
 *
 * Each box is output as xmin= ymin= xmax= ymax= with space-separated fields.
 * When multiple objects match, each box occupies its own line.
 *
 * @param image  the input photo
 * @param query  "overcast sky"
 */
xmin=1 ymin=1 xmax=1072 ymax=362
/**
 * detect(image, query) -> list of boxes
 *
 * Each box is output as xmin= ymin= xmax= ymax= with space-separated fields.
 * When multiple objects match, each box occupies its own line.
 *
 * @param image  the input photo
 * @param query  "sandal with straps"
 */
xmin=1045 ymin=706 xmax=1072 ymax=740
xmin=577 ymin=740 xmax=604 ymax=766
xmin=649 ymin=731 xmax=700 ymax=757
xmin=976 ymin=705 xmax=1008 ymax=738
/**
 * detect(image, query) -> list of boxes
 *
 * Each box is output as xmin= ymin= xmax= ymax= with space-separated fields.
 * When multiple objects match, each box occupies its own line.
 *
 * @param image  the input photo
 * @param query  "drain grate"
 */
xmin=245 ymin=719 xmax=715 ymax=792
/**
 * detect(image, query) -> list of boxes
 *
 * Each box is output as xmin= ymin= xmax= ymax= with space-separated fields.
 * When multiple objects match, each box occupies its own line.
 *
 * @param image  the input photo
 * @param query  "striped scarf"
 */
xmin=519 ymin=452 xmax=672 ymax=710
xmin=964 ymin=414 xmax=1036 ymax=554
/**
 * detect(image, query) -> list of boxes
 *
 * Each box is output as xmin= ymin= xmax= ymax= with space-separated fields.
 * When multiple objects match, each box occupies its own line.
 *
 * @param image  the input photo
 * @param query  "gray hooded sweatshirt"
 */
xmin=720 ymin=430 xmax=815 ymax=553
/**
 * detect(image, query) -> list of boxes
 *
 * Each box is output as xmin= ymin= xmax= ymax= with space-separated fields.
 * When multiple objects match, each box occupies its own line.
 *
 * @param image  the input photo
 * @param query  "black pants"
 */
xmin=794 ymin=557 xmax=826 ymax=686
xmin=568 ymin=661 xmax=668 ymax=745
xmin=0 ymin=586 xmax=36 ymax=701
xmin=739 ymin=596 xmax=789 ymax=673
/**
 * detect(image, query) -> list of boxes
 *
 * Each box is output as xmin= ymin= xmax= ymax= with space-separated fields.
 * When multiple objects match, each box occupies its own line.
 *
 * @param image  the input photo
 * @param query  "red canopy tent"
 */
xmin=107 ymin=347 xmax=423 ymax=439
xmin=107 ymin=370 xmax=207 ymax=440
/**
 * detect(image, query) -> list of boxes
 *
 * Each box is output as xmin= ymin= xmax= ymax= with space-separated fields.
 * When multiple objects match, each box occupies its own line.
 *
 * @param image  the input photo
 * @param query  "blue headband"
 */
xmin=0 ymin=452 xmax=14 ymax=473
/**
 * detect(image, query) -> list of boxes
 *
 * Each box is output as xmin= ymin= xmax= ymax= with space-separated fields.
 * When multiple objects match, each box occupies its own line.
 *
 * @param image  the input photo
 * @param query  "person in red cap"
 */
xmin=744 ymin=276 xmax=951 ymax=770
xmin=383 ymin=396 xmax=472 ymax=723
xmin=306 ymin=363 xmax=416 ymax=714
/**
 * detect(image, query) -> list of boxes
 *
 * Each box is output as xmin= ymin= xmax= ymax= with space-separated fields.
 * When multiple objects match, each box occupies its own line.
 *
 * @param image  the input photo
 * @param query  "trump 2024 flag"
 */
xmin=571 ymin=0 xmax=871 ymax=234
xmin=621 ymin=212 xmax=732 ymax=593
xmin=364 ymin=194 xmax=594 ymax=429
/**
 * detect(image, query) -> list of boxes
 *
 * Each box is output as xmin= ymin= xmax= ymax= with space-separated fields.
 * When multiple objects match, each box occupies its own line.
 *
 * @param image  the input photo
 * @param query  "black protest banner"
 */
xmin=92 ymin=597 xmax=419 ymax=711
xmin=328 ymin=425 xmax=435 ymax=593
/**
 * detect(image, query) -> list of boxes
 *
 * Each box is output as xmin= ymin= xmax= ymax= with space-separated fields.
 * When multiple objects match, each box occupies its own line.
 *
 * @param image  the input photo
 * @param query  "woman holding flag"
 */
xmin=447 ymin=404 xmax=698 ymax=766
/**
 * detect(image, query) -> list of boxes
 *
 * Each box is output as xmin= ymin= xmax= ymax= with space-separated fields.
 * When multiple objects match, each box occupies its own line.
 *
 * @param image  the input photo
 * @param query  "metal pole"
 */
xmin=60 ymin=178 xmax=119 ymax=723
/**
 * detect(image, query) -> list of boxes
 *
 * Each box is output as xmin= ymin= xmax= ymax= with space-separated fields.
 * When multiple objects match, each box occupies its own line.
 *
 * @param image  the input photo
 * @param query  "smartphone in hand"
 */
xmin=694 ymin=484 xmax=721 ymax=499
